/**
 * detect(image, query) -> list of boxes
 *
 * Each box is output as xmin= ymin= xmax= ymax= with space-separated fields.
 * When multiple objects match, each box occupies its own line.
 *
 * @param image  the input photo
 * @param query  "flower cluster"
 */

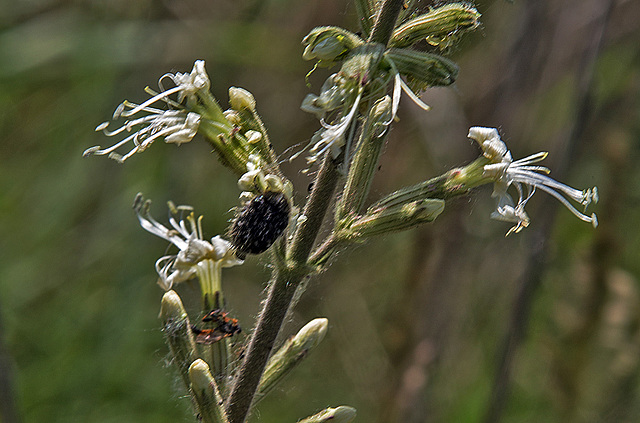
xmin=468 ymin=127 xmax=599 ymax=236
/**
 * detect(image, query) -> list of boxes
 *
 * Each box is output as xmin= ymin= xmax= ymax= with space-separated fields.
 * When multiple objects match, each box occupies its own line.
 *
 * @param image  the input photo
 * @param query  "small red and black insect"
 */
xmin=191 ymin=309 xmax=242 ymax=345
xmin=229 ymin=190 xmax=290 ymax=258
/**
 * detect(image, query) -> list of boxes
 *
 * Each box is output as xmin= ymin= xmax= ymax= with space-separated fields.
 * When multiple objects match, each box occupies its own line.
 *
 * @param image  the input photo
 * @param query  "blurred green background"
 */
xmin=1 ymin=0 xmax=640 ymax=422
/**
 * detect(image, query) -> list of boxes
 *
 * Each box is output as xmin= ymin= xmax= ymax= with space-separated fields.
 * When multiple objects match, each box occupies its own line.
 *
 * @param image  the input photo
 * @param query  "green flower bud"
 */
xmin=255 ymin=318 xmax=328 ymax=403
xmin=229 ymin=87 xmax=256 ymax=112
xmin=298 ymin=406 xmax=357 ymax=423
xmin=390 ymin=3 xmax=481 ymax=49
xmin=188 ymin=359 xmax=229 ymax=423
xmin=384 ymin=48 xmax=458 ymax=89
xmin=159 ymin=291 xmax=199 ymax=390
xmin=302 ymin=26 xmax=364 ymax=66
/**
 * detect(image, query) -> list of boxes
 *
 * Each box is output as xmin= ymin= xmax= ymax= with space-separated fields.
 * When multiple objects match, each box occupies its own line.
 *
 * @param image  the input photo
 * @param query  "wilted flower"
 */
xmin=133 ymin=194 xmax=242 ymax=291
xmin=468 ymin=126 xmax=598 ymax=236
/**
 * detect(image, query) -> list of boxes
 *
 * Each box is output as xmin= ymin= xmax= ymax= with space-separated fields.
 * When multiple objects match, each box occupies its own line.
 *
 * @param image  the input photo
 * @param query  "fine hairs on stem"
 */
xmin=84 ymin=0 xmax=599 ymax=422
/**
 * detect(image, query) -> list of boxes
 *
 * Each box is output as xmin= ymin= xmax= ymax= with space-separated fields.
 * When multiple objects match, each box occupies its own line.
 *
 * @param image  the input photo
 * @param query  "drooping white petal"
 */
xmin=307 ymin=92 xmax=362 ymax=163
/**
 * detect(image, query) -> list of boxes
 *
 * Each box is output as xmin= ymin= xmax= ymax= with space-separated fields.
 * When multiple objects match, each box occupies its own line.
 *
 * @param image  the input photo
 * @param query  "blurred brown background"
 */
xmin=1 ymin=0 xmax=639 ymax=422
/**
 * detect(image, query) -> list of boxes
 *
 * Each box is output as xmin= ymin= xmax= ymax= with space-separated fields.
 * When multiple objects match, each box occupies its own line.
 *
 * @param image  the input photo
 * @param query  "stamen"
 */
xmin=473 ymin=126 xmax=599 ymax=234
xmin=121 ymin=86 xmax=183 ymax=116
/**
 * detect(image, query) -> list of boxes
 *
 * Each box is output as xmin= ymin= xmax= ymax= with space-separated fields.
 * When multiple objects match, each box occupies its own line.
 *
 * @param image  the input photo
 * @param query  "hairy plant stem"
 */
xmin=368 ymin=0 xmax=405 ymax=44
xmin=309 ymin=159 xmax=491 ymax=267
xmin=225 ymin=152 xmax=341 ymax=423
xmin=224 ymin=2 xmax=406 ymax=421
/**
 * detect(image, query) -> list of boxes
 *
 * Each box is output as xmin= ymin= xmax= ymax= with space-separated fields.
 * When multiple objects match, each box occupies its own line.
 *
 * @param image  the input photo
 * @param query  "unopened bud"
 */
xmin=302 ymin=26 xmax=363 ymax=65
xmin=188 ymin=359 xmax=229 ymax=423
xmin=299 ymin=406 xmax=357 ymax=423
xmin=390 ymin=3 xmax=481 ymax=49
xmin=385 ymin=48 xmax=458 ymax=88
xmin=255 ymin=318 xmax=328 ymax=403
xmin=229 ymin=87 xmax=256 ymax=112
xmin=245 ymin=130 xmax=262 ymax=144
xmin=159 ymin=291 xmax=198 ymax=390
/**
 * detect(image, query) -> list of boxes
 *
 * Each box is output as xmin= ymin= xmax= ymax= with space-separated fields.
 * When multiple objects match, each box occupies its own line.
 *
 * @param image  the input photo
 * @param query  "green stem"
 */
xmin=368 ymin=0 xmax=406 ymax=45
xmin=224 ymin=3 xmax=408 ymax=420
xmin=225 ymin=152 xmax=341 ymax=423
xmin=288 ymin=152 xmax=343 ymax=265
xmin=313 ymin=158 xmax=492 ymax=266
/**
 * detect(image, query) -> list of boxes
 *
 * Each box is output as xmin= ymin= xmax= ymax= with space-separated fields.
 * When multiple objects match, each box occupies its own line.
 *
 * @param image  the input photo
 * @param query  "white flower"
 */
xmin=391 ymin=71 xmax=431 ymax=115
xmin=84 ymin=61 xmax=210 ymax=162
xmin=84 ymin=108 xmax=200 ymax=162
xmin=133 ymin=194 xmax=242 ymax=291
xmin=307 ymin=91 xmax=362 ymax=165
xmin=164 ymin=60 xmax=210 ymax=102
xmin=468 ymin=126 xmax=598 ymax=236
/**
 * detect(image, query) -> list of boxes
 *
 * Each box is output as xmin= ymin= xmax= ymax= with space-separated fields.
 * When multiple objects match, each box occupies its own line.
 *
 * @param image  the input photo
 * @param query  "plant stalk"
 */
xmin=368 ymin=0 xmax=406 ymax=44
xmin=225 ymin=2 xmax=407 ymax=421
xmin=225 ymin=152 xmax=341 ymax=423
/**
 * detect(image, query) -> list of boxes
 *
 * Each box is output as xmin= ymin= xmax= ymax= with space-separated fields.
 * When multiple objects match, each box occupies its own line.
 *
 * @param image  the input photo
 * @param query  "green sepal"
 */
xmin=344 ymin=198 xmax=445 ymax=239
xmin=335 ymin=95 xmax=392 ymax=220
xmin=254 ymin=318 xmax=328 ymax=403
xmin=354 ymin=0 xmax=382 ymax=37
xmin=159 ymin=290 xmax=199 ymax=391
xmin=384 ymin=48 xmax=459 ymax=89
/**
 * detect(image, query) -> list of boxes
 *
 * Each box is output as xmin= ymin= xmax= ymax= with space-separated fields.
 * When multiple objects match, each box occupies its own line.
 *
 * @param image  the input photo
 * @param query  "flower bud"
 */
xmin=245 ymin=130 xmax=262 ymax=144
xmin=302 ymin=26 xmax=364 ymax=65
xmin=390 ymin=3 xmax=481 ymax=49
xmin=159 ymin=291 xmax=198 ymax=390
xmin=298 ymin=406 xmax=357 ymax=423
xmin=229 ymin=87 xmax=256 ymax=112
xmin=255 ymin=318 xmax=328 ymax=402
xmin=188 ymin=359 xmax=229 ymax=423
xmin=223 ymin=110 xmax=242 ymax=125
